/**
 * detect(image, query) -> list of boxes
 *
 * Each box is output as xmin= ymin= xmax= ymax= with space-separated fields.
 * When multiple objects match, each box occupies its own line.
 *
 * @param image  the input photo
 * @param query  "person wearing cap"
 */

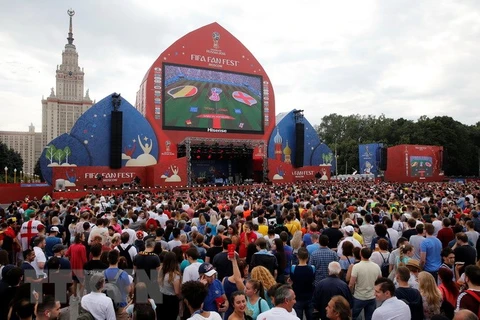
xmin=52 ymin=243 xmax=71 ymax=270
xmin=403 ymin=259 xmax=421 ymax=289
xmin=45 ymin=226 xmax=62 ymax=259
xmin=337 ymin=226 xmax=362 ymax=257
xmin=81 ymin=273 xmax=116 ymax=320
xmin=199 ymin=262 xmax=229 ymax=314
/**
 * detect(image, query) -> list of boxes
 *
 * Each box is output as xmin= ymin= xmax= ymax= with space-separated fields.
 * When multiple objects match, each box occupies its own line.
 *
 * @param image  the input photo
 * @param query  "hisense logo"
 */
xmin=207 ymin=128 xmax=227 ymax=133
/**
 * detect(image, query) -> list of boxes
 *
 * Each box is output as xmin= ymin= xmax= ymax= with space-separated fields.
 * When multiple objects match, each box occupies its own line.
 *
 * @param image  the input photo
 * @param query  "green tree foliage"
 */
xmin=34 ymin=158 xmax=44 ymax=182
xmin=0 ymin=142 xmax=24 ymax=182
xmin=315 ymin=114 xmax=479 ymax=176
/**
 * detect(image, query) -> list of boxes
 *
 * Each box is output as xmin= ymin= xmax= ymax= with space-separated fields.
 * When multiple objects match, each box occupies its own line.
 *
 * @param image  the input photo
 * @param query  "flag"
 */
xmin=167 ymin=85 xmax=198 ymax=99
xmin=232 ymin=91 xmax=257 ymax=106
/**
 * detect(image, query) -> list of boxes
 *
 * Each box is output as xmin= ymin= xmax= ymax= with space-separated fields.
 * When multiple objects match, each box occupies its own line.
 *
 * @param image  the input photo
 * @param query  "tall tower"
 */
xmin=41 ymin=9 xmax=93 ymax=147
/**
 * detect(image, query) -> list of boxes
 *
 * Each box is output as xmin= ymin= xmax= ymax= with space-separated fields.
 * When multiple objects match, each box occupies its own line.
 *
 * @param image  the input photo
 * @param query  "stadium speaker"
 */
xmin=110 ymin=111 xmax=123 ymax=169
xmin=294 ymin=123 xmax=305 ymax=167
xmin=379 ymin=147 xmax=388 ymax=171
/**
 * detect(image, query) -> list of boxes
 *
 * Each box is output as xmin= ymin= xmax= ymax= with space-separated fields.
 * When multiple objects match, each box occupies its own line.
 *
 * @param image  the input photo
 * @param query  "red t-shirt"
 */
xmin=458 ymin=289 xmax=480 ymax=317
xmin=437 ymin=227 xmax=454 ymax=248
xmin=238 ymin=231 xmax=257 ymax=258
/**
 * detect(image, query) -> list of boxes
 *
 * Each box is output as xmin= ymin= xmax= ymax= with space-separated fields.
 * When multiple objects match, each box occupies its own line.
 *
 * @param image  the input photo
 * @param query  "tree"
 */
xmin=63 ymin=146 xmax=71 ymax=164
xmin=45 ymin=145 xmax=57 ymax=164
xmin=0 ymin=142 xmax=24 ymax=182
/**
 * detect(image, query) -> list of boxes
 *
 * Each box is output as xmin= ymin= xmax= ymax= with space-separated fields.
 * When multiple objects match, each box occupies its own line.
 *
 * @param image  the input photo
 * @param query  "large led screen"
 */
xmin=162 ymin=63 xmax=263 ymax=134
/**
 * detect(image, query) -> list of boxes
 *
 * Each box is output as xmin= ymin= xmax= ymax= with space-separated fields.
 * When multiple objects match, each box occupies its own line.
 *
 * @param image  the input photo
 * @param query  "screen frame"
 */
xmin=161 ymin=62 xmax=264 ymax=135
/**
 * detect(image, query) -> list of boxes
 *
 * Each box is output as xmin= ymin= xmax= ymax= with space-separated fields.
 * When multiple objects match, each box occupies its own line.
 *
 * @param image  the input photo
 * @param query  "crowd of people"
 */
xmin=0 ymin=181 xmax=480 ymax=320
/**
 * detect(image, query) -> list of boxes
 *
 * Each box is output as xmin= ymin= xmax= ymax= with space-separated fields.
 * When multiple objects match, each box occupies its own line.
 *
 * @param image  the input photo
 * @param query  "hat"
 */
xmin=6 ymin=217 xmax=17 ymax=225
xmin=406 ymin=259 xmax=421 ymax=271
xmin=344 ymin=226 xmax=354 ymax=234
xmin=37 ymin=224 xmax=45 ymax=232
xmin=50 ymin=226 xmax=59 ymax=233
xmin=198 ymin=263 xmax=217 ymax=277
xmin=90 ymin=273 xmax=105 ymax=291
xmin=52 ymin=244 xmax=67 ymax=253
xmin=136 ymin=231 xmax=144 ymax=240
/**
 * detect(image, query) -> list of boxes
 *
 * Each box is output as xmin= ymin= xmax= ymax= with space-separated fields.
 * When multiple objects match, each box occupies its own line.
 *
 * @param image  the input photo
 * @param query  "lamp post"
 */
xmin=4 ymin=167 xmax=7 ymax=184
xmin=14 ymin=168 xmax=17 ymax=183
xmin=20 ymin=170 xmax=23 ymax=183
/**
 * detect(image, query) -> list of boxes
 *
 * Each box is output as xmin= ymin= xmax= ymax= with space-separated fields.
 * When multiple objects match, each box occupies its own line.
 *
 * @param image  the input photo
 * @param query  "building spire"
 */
xmin=67 ymin=9 xmax=75 ymax=45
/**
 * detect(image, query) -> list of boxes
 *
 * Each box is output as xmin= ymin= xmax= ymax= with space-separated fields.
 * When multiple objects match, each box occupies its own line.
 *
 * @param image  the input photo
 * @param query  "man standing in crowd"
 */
xmin=395 ymin=266 xmax=423 ymax=319
xmin=309 ymin=235 xmax=338 ymax=286
xmin=456 ymin=265 xmax=480 ymax=315
xmin=454 ymin=233 xmax=477 ymax=271
xmin=81 ymin=273 xmax=116 ymax=320
xmin=314 ymin=261 xmax=352 ymax=320
xmin=251 ymin=237 xmax=278 ymax=278
xmin=212 ymin=238 xmax=234 ymax=281
xmin=45 ymin=226 xmax=62 ymax=259
xmin=349 ymin=248 xmax=381 ymax=320
xmin=322 ymin=220 xmax=345 ymax=251
xmin=372 ymin=278 xmax=410 ymax=320
xmin=257 ymin=285 xmax=300 ymax=320
xmin=198 ymin=262 xmax=229 ymax=314
xmin=420 ymin=223 xmax=442 ymax=281
xmin=104 ymin=250 xmax=131 ymax=319
xmin=83 ymin=243 xmax=108 ymax=293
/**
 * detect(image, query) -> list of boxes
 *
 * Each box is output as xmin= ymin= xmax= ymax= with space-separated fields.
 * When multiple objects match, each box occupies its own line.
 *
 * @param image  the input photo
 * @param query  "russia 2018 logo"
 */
xmin=212 ymin=31 xmax=220 ymax=49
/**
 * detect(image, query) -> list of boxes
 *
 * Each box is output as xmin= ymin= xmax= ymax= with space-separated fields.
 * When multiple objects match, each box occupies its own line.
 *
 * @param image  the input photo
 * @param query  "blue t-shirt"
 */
xmin=45 ymin=236 xmax=62 ymax=258
xmin=104 ymin=267 xmax=131 ymax=307
xmin=203 ymin=279 xmax=225 ymax=312
xmin=420 ymin=237 xmax=442 ymax=272
xmin=247 ymin=297 xmax=270 ymax=320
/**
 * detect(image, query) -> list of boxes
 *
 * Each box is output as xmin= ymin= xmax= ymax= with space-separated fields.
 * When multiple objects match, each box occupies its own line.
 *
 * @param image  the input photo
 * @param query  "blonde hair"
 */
xmin=418 ymin=271 xmax=442 ymax=309
xmin=210 ymin=212 xmax=218 ymax=225
xmin=250 ymin=266 xmax=276 ymax=290
xmin=290 ymin=231 xmax=303 ymax=251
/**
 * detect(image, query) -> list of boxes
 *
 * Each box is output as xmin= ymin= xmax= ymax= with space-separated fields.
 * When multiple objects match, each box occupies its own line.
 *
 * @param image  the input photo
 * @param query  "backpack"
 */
xmin=77 ymin=305 xmax=95 ymax=320
xmin=380 ymin=253 xmax=390 ymax=278
xmin=117 ymin=244 xmax=134 ymax=273
xmin=103 ymin=269 xmax=124 ymax=310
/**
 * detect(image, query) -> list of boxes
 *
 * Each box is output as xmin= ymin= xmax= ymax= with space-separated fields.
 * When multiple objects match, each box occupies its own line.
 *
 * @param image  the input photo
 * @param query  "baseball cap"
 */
xmin=50 ymin=226 xmax=59 ymax=233
xmin=136 ymin=231 xmax=144 ymax=240
xmin=344 ymin=226 xmax=354 ymax=234
xmin=198 ymin=263 xmax=217 ymax=277
xmin=52 ymin=244 xmax=67 ymax=253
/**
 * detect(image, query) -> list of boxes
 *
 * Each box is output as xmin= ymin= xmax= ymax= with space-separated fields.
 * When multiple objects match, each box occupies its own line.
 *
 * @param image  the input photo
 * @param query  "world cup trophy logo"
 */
xmin=165 ymin=140 xmax=171 ymax=153
xmin=212 ymin=32 xmax=220 ymax=49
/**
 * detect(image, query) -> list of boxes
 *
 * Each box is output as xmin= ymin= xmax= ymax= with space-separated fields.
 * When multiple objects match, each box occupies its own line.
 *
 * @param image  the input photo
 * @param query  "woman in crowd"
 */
xmin=338 ymin=241 xmax=355 ymax=280
xmin=418 ymin=271 xmax=442 ymax=320
xmin=396 ymin=244 xmax=414 ymax=267
xmin=244 ymin=279 xmax=270 ymax=320
xmin=345 ymin=247 xmax=361 ymax=283
xmin=206 ymin=212 xmax=218 ymax=236
xmin=223 ymin=256 xmax=249 ymax=320
xmin=437 ymin=267 xmax=459 ymax=319
xmin=272 ymin=238 xmax=287 ymax=283
xmin=250 ymin=266 xmax=277 ymax=308
xmin=325 ymin=295 xmax=351 ymax=320
xmin=227 ymin=224 xmax=240 ymax=249
xmin=228 ymin=291 xmax=249 ymax=320
xmin=158 ymin=251 xmax=182 ymax=320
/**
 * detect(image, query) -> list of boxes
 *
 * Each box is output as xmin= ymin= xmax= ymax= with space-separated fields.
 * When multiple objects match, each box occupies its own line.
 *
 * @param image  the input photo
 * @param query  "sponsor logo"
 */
xmin=207 ymin=128 xmax=227 ymax=133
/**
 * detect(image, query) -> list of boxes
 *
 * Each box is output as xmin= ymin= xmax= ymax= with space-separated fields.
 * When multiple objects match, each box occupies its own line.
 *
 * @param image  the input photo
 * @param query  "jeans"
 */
xmin=352 ymin=297 xmax=376 ymax=320
xmin=294 ymin=299 xmax=314 ymax=320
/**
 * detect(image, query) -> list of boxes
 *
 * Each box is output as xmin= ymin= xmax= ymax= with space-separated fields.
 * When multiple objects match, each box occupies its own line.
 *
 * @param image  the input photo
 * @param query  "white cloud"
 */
xmin=1 ymin=0 xmax=480 ymax=133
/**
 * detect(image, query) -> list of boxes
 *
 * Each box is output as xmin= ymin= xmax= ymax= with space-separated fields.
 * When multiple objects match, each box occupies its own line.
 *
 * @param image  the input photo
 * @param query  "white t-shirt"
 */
xmin=182 ymin=261 xmax=202 ymax=283
xmin=187 ymin=312 xmax=223 ymax=320
xmin=32 ymin=246 xmax=47 ymax=277
xmin=257 ymin=307 xmax=300 ymax=320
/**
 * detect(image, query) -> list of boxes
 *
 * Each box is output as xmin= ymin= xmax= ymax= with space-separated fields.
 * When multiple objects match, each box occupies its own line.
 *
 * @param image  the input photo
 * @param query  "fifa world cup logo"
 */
xmin=165 ymin=140 xmax=171 ymax=153
xmin=212 ymin=32 xmax=220 ymax=49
